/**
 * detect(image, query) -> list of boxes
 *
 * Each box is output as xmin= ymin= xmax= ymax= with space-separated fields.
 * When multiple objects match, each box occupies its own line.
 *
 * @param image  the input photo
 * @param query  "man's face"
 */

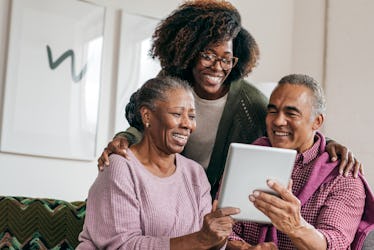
xmin=266 ymin=83 xmax=323 ymax=153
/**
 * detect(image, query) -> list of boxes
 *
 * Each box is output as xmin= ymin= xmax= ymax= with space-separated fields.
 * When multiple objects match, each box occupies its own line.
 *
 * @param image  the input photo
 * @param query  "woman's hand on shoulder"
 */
xmin=325 ymin=140 xmax=363 ymax=178
xmin=97 ymin=136 xmax=130 ymax=171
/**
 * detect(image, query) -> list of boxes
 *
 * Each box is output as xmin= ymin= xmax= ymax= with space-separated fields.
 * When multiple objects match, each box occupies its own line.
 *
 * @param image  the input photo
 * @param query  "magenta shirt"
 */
xmin=230 ymin=132 xmax=366 ymax=249
xmin=77 ymin=151 xmax=212 ymax=250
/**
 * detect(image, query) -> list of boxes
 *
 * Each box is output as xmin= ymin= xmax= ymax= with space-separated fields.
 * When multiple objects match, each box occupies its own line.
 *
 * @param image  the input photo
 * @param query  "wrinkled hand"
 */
xmin=325 ymin=140 xmax=363 ymax=178
xmin=227 ymin=240 xmax=278 ymax=250
xmin=249 ymin=180 xmax=306 ymax=236
xmin=199 ymin=200 xmax=240 ymax=247
xmin=97 ymin=136 xmax=129 ymax=171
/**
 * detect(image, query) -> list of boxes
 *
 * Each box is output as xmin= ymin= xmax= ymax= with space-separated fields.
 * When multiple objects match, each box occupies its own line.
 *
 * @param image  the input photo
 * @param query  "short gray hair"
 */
xmin=278 ymin=74 xmax=326 ymax=117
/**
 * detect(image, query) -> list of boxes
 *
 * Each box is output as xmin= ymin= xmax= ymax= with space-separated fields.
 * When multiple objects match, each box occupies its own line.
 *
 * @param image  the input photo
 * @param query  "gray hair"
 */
xmin=278 ymin=74 xmax=326 ymax=118
xmin=125 ymin=76 xmax=193 ymax=131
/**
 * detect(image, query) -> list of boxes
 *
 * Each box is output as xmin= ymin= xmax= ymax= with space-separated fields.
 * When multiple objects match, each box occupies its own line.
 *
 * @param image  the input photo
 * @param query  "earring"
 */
xmin=145 ymin=122 xmax=150 ymax=128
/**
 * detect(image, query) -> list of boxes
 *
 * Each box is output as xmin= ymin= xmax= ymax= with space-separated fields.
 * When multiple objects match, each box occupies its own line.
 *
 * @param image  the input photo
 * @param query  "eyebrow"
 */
xmin=267 ymin=104 xmax=276 ymax=109
xmin=167 ymin=107 xmax=196 ymax=112
xmin=267 ymin=104 xmax=301 ymax=113
xmin=205 ymin=48 xmax=233 ymax=55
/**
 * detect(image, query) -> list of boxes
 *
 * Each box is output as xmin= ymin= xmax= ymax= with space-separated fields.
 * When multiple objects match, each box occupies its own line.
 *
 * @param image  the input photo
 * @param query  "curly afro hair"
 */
xmin=150 ymin=0 xmax=259 ymax=86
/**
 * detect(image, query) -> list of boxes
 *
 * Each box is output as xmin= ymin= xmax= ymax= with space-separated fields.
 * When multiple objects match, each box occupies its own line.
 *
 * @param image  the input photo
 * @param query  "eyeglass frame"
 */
xmin=198 ymin=52 xmax=239 ymax=70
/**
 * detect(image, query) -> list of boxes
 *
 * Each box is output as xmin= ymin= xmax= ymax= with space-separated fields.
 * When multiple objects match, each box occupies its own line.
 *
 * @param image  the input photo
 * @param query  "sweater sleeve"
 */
xmin=77 ymin=154 xmax=169 ymax=250
xmin=198 ymin=163 xmax=229 ymax=250
xmin=115 ymin=127 xmax=143 ymax=146
xmin=198 ymin=166 xmax=213 ymax=227
xmin=76 ymin=224 xmax=97 ymax=250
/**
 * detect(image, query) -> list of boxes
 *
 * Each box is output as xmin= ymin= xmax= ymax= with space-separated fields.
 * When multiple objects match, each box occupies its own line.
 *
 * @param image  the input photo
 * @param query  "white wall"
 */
xmin=232 ymin=0 xmax=295 ymax=83
xmin=291 ymin=0 xmax=326 ymax=84
xmin=1 ymin=0 xmax=372 ymax=201
xmin=324 ymin=0 xmax=374 ymax=185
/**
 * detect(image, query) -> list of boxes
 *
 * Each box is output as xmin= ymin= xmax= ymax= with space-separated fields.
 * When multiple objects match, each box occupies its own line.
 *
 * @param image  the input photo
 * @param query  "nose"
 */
xmin=272 ymin=112 xmax=287 ymax=126
xmin=180 ymin=114 xmax=195 ymax=131
xmin=210 ymin=59 xmax=224 ymax=71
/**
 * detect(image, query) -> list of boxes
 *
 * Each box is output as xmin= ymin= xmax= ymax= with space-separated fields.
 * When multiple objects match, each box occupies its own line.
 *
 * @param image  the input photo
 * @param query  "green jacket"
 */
xmin=118 ymin=79 xmax=268 ymax=198
xmin=205 ymin=79 xmax=267 ymax=197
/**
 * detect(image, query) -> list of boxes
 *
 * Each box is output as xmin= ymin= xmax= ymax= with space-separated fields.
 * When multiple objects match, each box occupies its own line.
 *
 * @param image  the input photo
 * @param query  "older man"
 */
xmin=227 ymin=74 xmax=367 ymax=249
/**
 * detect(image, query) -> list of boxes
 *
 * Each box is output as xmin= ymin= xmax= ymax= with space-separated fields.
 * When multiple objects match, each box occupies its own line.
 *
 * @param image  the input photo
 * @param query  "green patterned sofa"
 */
xmin=0 ymin=196 xmax=86 ymax=249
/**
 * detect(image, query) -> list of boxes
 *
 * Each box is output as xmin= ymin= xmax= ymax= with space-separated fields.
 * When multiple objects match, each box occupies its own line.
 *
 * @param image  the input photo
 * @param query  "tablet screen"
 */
xmin=217 ymin=143 xmax=296 ymax=224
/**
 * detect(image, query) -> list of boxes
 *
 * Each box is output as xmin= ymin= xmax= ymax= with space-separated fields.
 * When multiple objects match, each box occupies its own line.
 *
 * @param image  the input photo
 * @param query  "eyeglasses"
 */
xmin=199 ymin=52 xmax=238 ymax=70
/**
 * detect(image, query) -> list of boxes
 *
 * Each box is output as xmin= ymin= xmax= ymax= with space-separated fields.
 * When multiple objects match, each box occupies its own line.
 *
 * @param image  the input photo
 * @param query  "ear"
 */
xmin=312 ymin=113 xmax=324 ymax=130
xmin=140 ymin=106 xmax=152 ymax=126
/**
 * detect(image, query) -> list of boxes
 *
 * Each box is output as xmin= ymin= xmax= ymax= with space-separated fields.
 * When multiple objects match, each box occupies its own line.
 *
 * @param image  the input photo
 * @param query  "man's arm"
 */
xmin=251 ymin=178 xmax=365 ymax=249
xmin=281 ymin=218 xmax=326 ymax=249
xmin=312 ymin=174 xmax=365 ymax=248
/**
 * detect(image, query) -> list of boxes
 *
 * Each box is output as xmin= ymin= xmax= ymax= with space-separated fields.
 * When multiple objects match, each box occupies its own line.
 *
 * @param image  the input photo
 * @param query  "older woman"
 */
xmin=77 ymin=77 xmax=241 ymax=250
xmin=98 ymin=0 xmax=361 ymax=199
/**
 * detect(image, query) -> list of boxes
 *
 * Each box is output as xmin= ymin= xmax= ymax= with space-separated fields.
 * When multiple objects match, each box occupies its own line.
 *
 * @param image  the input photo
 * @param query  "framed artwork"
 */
xmin=114 ymin=12 xmax=161 ymax=132
xmin=0 ymin=0 xmax=105 ymax=160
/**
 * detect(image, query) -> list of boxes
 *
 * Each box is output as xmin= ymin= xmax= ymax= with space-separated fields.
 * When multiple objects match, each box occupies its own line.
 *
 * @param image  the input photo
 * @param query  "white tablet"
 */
xmin=217 ymin=143 xmax=297 ymax=224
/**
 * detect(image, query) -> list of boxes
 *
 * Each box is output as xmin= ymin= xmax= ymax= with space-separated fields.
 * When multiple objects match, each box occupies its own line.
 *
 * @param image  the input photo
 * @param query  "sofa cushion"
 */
xmin=0 ymin=196 xmax=86 ymax=249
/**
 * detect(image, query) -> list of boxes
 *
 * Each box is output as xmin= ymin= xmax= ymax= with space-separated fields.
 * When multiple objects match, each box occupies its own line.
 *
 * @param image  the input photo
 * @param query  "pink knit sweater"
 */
xmin=77 ymin=151 xmax=212 ymax=249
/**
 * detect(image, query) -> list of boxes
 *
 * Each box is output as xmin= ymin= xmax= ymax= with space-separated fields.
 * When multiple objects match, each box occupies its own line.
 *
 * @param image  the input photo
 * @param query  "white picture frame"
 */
xmin=0 ymin=0 xmax=105 ymax=160
xmin=114 ymin=12 xmax=161 ymax=132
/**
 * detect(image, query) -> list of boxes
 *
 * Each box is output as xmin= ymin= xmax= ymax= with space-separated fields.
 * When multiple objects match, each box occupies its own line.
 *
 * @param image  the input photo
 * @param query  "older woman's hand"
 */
xmin=97 ymin=136 xmax=129 ymax=171
xmin=198 ymin=201 xmax=240 ymax=247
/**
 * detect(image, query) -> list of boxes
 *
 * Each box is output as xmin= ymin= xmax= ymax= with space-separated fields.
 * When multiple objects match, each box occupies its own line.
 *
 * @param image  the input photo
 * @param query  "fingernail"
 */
xmin=344 ymin=172 xmax=349 ymax=177
xmin=253 ymin=191 xmax=260 ymax=197
xmin=332 ymin=157 xmax=337 ymax=162
xmin=105 ymin=161 xmax=109 ymax=166
xmin=339 ymin=170 xmax=343 ymax=175
xmin=267 ymin=179 xmax=274 ymax=187
xmin=249 ymin=195 xmax=255 ymax=202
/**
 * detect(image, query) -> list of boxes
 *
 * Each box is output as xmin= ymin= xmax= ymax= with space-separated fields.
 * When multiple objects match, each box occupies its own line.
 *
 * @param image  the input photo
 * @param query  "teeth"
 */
xmin=274 ymin=131 xmax=289 ymax=136
xmin=206 ymin=75 xmax=222 ymax=83
xmin=173 ymin=133 xmax=188 ymax=140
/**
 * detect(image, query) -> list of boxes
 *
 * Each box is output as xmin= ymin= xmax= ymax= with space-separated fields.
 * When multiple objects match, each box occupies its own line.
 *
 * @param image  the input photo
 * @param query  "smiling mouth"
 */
xmin=273 ymin=131 xmax=291 ymax=136
xmin=172 ymin=133 xmax=189 ymax=145
xmin=204 ymin=75 xmax=224 ymax=85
